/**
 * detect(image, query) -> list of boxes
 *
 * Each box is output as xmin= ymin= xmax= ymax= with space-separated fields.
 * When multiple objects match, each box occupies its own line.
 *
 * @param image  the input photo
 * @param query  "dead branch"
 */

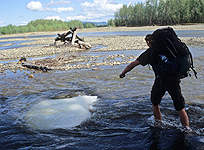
xmin=54 ymin=27 xmax=92 ymax=50
xmin=21 ymin=62 xmax=52 ymax=71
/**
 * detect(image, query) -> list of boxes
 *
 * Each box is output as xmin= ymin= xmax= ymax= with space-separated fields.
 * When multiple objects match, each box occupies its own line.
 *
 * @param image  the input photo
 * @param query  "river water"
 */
xmin=0 ymin=30 xmax=204 ymax=149
xmin=1 ymin=30 xmax=204 ymax=50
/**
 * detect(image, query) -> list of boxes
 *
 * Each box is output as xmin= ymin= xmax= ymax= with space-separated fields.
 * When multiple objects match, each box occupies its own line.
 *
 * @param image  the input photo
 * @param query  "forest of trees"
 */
xmin=0 ymin=19 xmax=97 ymax=35
xmin=109 ymin=0 xmax=204 ymax=27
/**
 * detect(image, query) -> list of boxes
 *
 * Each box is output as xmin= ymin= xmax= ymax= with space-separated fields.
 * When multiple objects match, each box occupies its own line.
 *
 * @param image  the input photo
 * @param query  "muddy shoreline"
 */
xmin=0 ymin=24 xmax=204 ymax=73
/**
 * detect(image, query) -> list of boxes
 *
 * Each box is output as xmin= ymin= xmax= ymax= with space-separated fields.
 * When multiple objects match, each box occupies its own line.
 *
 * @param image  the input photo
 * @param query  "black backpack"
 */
xmin=151 ymin=27 xmax=197 ymax=79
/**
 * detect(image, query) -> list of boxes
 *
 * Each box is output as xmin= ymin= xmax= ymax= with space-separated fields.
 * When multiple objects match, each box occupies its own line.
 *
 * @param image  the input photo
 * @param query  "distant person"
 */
xmin=119 ymin=33 xmax=190 ymax=128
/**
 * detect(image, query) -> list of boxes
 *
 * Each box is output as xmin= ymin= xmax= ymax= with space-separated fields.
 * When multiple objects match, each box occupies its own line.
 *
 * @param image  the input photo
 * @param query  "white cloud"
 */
xmin=66 ymin=13 xmax=113 ymax=22
xmin=26 ymin=0 xmax=123 ymax=22
xmin=82 ymin=2 xmax=95 ymax=7
xmin=27 ymin=1 xmax=43 ymax=11
xmin=19 ymin=22 xmax=29 ymax=26
xmin=47 ymin=0 xmax=71 ymax=7
xmin=128 ymin=0 xmax=146 ymax=6
xmin=69 ymin=0 xmax=122 ymax=22
xmin=0 ymin=21 xmax=5 ymax=27
xmin=81 ymin=0 xmax=122 ymax=12
xmin=27 ymin=1 xmax=74 ymax=13
xmin=66 ymin=15 xmax=87 ymax=21
xmin=45 ymin=16 xmax=64 ymax=21
xmin=52 ymin=7 xmax=74 ymax=13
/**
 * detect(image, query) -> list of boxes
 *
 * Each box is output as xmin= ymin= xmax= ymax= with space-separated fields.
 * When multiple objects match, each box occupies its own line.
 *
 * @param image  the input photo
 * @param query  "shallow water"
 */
xmin=1 ymin=58 xmax=204 ymax=149
xmin=0 ymin=30 xmax=204 ymax=50
xmin=0 ymin=40 xmax=34 ymax=50
xmin=0 ymin=31 xmax=204 ymax=149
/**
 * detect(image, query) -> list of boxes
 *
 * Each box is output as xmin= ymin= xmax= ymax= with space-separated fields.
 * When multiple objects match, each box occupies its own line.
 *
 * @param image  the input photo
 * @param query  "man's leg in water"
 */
xmin=178 ymin=108 xmax=189 ymax=127
xmin=153 ymin=105 xmax=189 ymax=127
xmin=153 ymin=105 xmax=161 ymax=120
xmin=151 ymin=78 xmax=165 ymax=121
xmin=166 ymin=77 xmax=189 ymax=127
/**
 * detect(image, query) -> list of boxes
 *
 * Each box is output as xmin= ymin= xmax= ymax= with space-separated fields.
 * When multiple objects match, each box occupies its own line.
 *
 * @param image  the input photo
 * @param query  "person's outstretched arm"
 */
xmin=119 ymin=60 xmax=140 ymax=78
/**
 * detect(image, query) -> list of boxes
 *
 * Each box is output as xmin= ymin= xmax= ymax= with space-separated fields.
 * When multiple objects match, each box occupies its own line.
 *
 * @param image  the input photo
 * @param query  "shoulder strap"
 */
xmin=184 ymin=43 xmax=197 ymax=78
xmin=163 ymin=38 xmax=177 ymax=58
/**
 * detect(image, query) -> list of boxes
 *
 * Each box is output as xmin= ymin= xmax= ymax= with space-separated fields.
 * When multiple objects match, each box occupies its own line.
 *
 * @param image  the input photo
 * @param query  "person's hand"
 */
xmin=119 ymin=73 xmax=125 ymax=78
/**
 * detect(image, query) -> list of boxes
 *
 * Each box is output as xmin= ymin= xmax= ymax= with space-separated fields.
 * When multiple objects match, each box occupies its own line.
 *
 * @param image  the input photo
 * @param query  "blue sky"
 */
xmin=0 ymin=0 xmax=144 ymax=27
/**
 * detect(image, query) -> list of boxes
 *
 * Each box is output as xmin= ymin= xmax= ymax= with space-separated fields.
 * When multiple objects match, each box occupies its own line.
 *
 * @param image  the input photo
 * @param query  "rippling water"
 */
xmin=0 ymin=31 xmax=204 ymax=149
xmin=1 ymin=60 xmax=204 ymax=149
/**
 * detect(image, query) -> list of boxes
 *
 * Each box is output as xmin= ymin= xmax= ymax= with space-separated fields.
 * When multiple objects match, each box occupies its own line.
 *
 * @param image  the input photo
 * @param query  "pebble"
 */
xmin=28 ymin=74 xmax=34 ymax=78
xmin=0 ymin=27 xmax=203 ymax=72
xmin=92 ymin=68 xmax=102 ymax=71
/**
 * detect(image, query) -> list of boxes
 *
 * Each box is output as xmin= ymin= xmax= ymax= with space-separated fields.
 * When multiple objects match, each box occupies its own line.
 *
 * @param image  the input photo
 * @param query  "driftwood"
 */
xmin=18 ymin=57 xmax=53 ymax=71
xmin=54 ymin=27 xmax=92 ymax=50
xmin=77 ymin=40 xmax=93 ymax=49
xmin=71 ymin=29 xmax=77 ymax=45
xmin=55 ymin=27 xmax=77 ymax=43
xmin=22 ymin=62 xmax=52 ymax=71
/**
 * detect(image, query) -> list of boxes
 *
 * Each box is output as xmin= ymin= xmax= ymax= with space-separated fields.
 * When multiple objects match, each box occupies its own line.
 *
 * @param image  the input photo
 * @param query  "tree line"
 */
xmin=0 ymin=19 xmax=97 ymax=35
xmin=108 ymin=0 xmax=204 ymax=27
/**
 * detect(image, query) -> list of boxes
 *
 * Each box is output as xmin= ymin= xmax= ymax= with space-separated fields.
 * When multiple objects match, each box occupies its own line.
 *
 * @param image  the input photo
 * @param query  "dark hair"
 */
xmin=145 ymin=34 xmax=152 ymax=42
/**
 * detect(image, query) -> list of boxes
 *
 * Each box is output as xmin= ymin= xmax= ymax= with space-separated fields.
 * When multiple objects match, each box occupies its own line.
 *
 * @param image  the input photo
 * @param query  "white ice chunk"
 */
xmin=25 ymin=95 xmax=97 ymax=130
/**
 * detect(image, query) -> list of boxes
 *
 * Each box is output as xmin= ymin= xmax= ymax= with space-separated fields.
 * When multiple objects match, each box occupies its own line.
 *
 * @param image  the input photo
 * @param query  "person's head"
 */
xmin=145 ymin=34 xmax=152 ymax=47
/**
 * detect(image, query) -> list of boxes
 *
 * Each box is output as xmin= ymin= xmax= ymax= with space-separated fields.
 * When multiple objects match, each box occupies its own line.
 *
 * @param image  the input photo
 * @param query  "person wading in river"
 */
xmin=119 ymin=34 xmax=190 ymax=128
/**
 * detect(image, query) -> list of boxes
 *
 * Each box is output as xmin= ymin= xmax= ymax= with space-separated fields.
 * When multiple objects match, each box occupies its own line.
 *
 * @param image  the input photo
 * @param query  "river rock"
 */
xmin=28 ymin=74 xmax=34 ymax=78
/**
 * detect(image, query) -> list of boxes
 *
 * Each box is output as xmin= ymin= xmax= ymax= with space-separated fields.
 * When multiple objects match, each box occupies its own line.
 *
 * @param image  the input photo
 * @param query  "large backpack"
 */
xmin=151 ymin=27 xmax=197 ymax=79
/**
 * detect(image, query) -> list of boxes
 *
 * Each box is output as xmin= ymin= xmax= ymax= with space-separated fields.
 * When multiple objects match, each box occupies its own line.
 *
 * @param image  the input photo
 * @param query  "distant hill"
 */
xmin=82 ymin=22 xmax=108 ymax=26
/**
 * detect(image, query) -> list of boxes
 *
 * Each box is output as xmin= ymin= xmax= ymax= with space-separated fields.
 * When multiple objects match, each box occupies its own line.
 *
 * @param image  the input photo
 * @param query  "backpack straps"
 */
xmin=163 ymin=38 xmax=177 ymax=58
xmin=181 ymin=41 xmax=198 ymax=78
xmin=163 ymin=37 xmax=198 ymax=78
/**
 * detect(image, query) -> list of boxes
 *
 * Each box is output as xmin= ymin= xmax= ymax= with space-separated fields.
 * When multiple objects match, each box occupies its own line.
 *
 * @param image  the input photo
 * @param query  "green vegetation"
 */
xmin=107 ymin=19 xmax=116 ymax=27
xmin=83 ymin=23 xmax=96 ymax=28
xmin=109 ymin=0 xmax=204 ymax=27
xmin=0 ymin=19 xmax=96 ymax=35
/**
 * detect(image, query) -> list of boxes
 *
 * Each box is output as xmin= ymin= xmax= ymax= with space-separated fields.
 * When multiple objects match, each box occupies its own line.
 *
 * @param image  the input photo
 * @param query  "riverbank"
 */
xmin=0 ymin=24 xmax=204 ymax=73
xmin=1 ymin=24 xmax=204 ymax=38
